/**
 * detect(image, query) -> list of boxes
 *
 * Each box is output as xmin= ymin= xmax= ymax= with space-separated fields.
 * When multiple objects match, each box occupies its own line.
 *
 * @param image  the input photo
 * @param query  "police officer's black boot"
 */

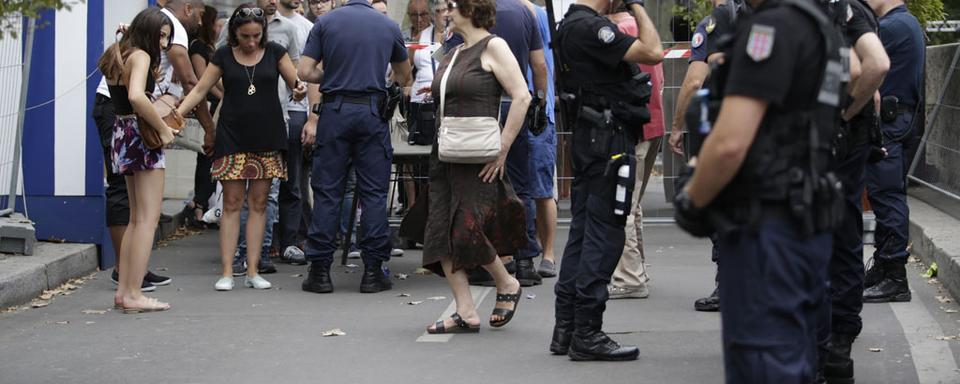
xmin=824 ymin=333 xmax=856 ymax=384
xmin=863 ymin=258 xmax=887 ymax=289
xmin=515 ymin=259 xmax=542 ymax=287
xmin=302 ymin=262 xmax=334 ymax=293
xmin=694 ymin=286 xmax=720 ymax=312
xmin=359 ymin=262 xmax=393 ymax=293
xmin=863 ymin=261 xmax=911 ymax=303
xmin=549 ymin=318 xmax=574 ymax=355
xmin=568 ymin=321 xmax=639 ymax=361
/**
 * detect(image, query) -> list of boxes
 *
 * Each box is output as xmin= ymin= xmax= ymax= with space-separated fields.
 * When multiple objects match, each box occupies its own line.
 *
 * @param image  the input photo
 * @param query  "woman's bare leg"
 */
xmin=244 ymin=179 xmax=271 ymax=277
xmin=120 ymin=169 xmax=168 ymax=309
xmin=219 ymin=181 xmax=247 ymax=277
xmin=481 ymin=256 xmax=521 ymax=323
xmin=428 ymin=258 xmax=481 ymax=331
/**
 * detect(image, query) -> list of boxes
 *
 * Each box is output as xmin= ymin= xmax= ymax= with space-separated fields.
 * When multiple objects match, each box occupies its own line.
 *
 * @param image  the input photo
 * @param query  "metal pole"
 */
xmin=2 ymin=17 xmax=35 ymax=217
xmin=908 ymin=44 xmax=960 ymax=177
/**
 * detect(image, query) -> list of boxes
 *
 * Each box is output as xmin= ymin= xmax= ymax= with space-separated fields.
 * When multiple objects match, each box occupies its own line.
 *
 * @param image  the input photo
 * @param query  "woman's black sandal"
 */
xmin=427 ymin=313 xmax=480 ymax=334
xmin=490 ymin=287 xmax=522 ymax=328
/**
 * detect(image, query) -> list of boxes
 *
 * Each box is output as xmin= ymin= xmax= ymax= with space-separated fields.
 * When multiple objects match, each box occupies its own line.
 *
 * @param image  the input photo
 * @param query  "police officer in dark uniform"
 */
xmin=822 ymin=0 xmax=890 ymax=381
xmin=297 ymin=0 xmax=412 ymax=294
xmin=549 ymin=0 xmax=662 ymax=362
xmin=861 ymin=0 xmax=924 ymax=304
xmin=673 ymin=0 xmax=845 ymax=380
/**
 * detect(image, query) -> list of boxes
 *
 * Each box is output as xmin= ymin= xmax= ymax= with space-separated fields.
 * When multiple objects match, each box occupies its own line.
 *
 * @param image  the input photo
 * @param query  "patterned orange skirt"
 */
xmin=211 ymin=151 xmax=287 ymax=181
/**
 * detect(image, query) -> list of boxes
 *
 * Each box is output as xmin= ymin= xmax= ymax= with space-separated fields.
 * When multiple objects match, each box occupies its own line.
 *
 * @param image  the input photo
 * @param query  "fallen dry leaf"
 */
xmin=406 ymin=301 xmax=425 ymax=306
xmin=945 ymin=309 xmax=958 ymax=314
xmin=157 ymin=267 xmax=168 ymax=272
xmin=413 ymin=268 xmax=432 ymax=275
xmin=85 ymin=321 xmax=95 ymax=325
xmin=54 ymin=321 xmax=69 ymax=325
xmin=81 ymin=309 xmax=107 ymax=315
xmin=39 ymin=292 xmax=54 ymax=301
xmin=908 ymin=256 xmax=920 ymax=263
xmin=31 ymin=300 xmax=50 ymax=308
xmin=868 ymin=348 xmax=883 ymax=352
xmin=322 ymin=329 xmax=346 ymax=337
xmin=291 ymin=274 xmax=303 ymax=278
xmin=397 ymin=293 xmax=411 ymax=297
xmin=936 ymin=296 xmax=953 ymax=304
xmin=425 ymin=296 xmax=446 ymax=301
xmin=929 ymin=278 xmax=941 ymax=285
xmin=936 ymin=335 xmax=958 ymax=341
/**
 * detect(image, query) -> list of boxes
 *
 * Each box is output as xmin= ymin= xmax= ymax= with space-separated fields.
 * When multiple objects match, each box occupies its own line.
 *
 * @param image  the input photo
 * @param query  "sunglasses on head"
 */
xmin=446 ymin=1 xmax=458 ymax=11
xmin=235 ymin=7 xmax=265 ymax=19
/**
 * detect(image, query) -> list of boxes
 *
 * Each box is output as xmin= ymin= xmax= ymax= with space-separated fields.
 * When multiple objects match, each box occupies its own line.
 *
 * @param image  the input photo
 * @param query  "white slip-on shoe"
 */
xmin=215 ymin=276 xmax=234 ymax=291
xmin=244 ymin=275 xmax=272 ymax=290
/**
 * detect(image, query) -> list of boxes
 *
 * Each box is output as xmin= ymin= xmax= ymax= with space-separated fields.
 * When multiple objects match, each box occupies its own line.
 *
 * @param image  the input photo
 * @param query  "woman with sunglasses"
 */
xmin=422 ymin=0 xmax=531 ymax=334
xmin=97 ymin=8 xmax=178 ymax=313
xmin=177 ymin=4 xmax=306 ymax=291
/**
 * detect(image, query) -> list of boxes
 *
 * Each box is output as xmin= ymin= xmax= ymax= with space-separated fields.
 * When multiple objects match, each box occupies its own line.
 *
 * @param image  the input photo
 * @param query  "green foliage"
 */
xmin=672 ymin=0 xmax=713 ymax=32
xmin=908 ymin=0 xmax=948 ymax=26
xmin=0 ymin=0 xmax=84 ymax=40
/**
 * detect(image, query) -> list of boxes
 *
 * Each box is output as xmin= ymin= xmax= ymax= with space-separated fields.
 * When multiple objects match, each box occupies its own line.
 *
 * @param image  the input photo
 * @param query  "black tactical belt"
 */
xmin=323 ymin=93 xmax=373 ymax=104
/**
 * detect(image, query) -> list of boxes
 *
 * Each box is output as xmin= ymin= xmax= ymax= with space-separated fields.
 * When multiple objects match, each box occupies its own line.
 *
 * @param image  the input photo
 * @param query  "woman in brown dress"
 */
xmin=423 ymin=0 xmax=532 ymax=333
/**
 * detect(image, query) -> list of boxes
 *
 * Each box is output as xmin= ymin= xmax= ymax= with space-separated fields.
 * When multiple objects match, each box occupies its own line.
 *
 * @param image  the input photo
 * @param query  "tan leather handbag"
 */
xmin=113 ymin=44 xmax=183 ymax=149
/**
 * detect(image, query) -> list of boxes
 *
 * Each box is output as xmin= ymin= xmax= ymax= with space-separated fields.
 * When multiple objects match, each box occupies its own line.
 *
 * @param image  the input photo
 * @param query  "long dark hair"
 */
xmin=98 ymin=8 xmax=174 ymax=81
xmin=227 ymin=3 xmax=269 ymax=48
xmin=196 ymin=5 xmax=219 ymax=49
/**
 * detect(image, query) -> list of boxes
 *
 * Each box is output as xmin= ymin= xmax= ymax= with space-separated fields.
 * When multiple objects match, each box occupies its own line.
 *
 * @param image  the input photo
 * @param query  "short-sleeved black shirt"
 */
xmin=844 ymin=0 xmax=878 ymax=46
xmin=556 ymin=5 xmax=636 ymax=88
xmin=704 ymin=3 xmax=743 ymax=57
xmin=724 ymin=0 xmax=826 ymax=109
xmin=210 ymin=42 xmax=289 ymax=158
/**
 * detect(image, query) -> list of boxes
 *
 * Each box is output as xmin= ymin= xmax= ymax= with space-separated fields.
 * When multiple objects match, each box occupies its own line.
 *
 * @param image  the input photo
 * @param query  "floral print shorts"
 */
xmin=111 ymin=115 xmax=165 ymax=176
xmin=210 ymin=151 xmax=287 ymax=181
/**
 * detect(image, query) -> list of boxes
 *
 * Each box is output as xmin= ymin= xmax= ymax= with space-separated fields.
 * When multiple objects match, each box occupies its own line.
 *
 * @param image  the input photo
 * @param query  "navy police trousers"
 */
xmin=305 ymin=96 xmax=392 ymax=266
xmin=718 ymin=217 xmax=831 ymax=384
xmin=865 ymin=113 xmax=917 ymax=263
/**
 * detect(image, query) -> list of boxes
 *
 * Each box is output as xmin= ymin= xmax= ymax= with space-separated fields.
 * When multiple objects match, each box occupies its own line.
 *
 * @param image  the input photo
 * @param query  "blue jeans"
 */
xmin=237 ymin=178 xmax=280 ymax=258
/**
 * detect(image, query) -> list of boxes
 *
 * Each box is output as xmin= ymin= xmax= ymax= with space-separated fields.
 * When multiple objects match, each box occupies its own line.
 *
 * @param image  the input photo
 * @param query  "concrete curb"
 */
xmin=908 ymin=196 xmax=960 ymax=301
xmin=0 ymin=243 xmax=98 ymax=309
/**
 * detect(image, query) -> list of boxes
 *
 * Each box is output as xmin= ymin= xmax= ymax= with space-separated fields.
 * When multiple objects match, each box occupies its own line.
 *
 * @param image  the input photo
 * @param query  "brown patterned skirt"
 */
xmin=211 ymin=151 xmax=287 ymax=181
xmin=421 ymin=148 xmax=527 ymax=275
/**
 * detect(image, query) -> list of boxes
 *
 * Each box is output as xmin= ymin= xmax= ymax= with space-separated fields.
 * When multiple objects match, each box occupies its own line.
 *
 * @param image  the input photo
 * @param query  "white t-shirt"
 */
xmin=411 ymin=25 xmax=441 ymax=104
xmin=286 ymin=12 xmax=313 ymax=113
xmin=156 ymin=8 xmax=190 ymax=97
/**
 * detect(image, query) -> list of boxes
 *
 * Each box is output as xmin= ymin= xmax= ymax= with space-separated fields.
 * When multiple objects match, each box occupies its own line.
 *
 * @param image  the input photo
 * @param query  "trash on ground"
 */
xmin=944 ymin=309 xmax=958 ymax=314
xmin=395 ymin=273 xmax=408 ymax=280
xmin=81 ymin=309 xmax=107 ymax=315
xmin=526 ymin=293 xmax=537 ymax=300
xmin=928 ymin=278 xmax=940 ymax=285
xmin=935 ymin=335 xmax=958 ymax=341
xmin=397 ymin=293 xmax=411 ymax=297
xmin=922 ymin=262 xmax=938 ymax=278
xmin=426 ymin=296 xmax=446 ymax=301
xmin=85 ymin=321 xmax=95 ymax=325
xmin=414 ymin=268 xmax=432 ymax=275
xmin=868 ymin=348 xmax=883 ymax=352
xmin=31 ymin=300 xmax=50 ymax=308
xmin=322 ymin=328 xmax=346 ymax=337
xmin=407 ymin=301 xmax=425 ymax=306
xmin=157 ymin=267 xmax=169 ymax=272
xmin=53 ymin=321 xmax=69 ymax=325
xmin=291 ymin=274 xmax=303 ymax=278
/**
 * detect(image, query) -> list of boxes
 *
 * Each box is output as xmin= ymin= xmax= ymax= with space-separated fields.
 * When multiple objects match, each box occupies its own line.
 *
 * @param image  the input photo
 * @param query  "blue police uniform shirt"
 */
xmin=526 ymin=5 xmax=555 ymax=123
xmin=689 ymin=16 xmax=709 ymax=63
xmin=302 ymin=0 xmax=408 ymax=93
xmin=878 ymin=5 xmax=924 ymax=106
xmin=445 ymin=0 xmax=543 ymax=82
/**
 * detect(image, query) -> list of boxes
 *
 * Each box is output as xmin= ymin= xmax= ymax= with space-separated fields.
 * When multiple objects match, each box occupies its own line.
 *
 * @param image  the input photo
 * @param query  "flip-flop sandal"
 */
xmin=490 ymin=287 xmax=522 ymax=328
xmin=427 ymin=313 xmax=480 ymax=334
xmin=121 ymin=298 xmax=170 ymax=314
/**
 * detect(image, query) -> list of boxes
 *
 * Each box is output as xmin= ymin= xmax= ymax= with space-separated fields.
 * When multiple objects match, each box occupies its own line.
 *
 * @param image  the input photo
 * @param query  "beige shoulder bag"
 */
xmin=437 ymin=45 xmax=502 ymax=164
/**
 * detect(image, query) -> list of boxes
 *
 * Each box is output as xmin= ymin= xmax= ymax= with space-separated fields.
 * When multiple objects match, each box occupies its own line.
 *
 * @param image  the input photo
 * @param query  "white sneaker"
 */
xmin=244 ymin=275 xmax=272 ymax=289
xmin=214 ymin=276 xmax=234 ymax=291
xmin=390 ymin=248 xmax=404 ymax=257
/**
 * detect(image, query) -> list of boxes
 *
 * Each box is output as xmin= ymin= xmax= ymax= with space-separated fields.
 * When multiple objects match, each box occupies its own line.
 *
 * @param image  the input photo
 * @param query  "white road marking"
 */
xmin=416 ymin=286 xmax=492 ymax=343
xmin=890 ymin=299 xmax=960 ymax=383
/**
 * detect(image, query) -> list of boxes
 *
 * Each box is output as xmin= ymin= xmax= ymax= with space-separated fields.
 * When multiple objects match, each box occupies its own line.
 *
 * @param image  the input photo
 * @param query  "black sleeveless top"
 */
xmin=108 ymin=71 xmax=156 ymax=116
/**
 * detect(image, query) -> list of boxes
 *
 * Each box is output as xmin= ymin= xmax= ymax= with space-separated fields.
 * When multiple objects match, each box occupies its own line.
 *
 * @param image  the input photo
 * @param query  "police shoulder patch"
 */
xmin=597 ymin=26 xmax=616 ymax=44
xmin=692 ymin=32 xmax=704 ymax=48
xmin=746 ymin=24 xmax=775 ymax=62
